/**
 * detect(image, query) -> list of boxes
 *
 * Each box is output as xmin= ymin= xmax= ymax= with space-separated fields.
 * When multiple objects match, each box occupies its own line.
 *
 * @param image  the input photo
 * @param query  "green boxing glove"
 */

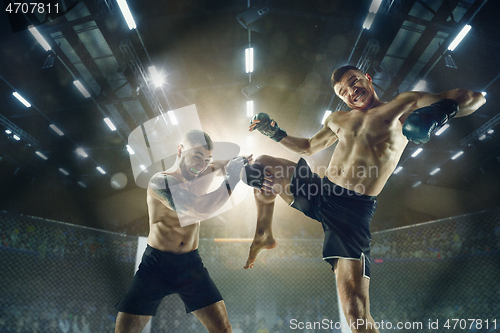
xmin=251 ymin=113 xmax=287 ymax=142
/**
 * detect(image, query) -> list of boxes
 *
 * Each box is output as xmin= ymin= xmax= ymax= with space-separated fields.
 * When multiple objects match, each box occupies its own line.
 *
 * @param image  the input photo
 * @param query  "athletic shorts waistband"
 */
xmin=322 ymin=176 xmax=377 ymax=201
xmin=145 ymin=244 xmax=200 ymax=262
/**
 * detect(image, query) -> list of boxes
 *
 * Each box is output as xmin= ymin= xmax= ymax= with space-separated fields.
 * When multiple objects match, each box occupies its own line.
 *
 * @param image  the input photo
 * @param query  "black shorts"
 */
xmin=115 ymin=245 xmax=223 ymax=315
xmin=290 ymin=158 xmax=377 ymax=278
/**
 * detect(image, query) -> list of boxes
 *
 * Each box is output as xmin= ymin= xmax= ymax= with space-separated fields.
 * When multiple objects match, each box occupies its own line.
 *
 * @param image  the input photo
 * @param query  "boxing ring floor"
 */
xmin=1 ymin=208 xmax=499 ymax=332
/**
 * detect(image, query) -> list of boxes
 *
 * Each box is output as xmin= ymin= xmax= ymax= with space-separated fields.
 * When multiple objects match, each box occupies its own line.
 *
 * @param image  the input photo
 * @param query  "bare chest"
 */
xmin=334 ymin=111 xmax=398 ymax=142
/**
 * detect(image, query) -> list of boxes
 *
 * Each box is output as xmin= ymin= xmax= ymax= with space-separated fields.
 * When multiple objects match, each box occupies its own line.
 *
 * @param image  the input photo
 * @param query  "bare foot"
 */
xmin=244 ymin=232 xmax=277 ymax=269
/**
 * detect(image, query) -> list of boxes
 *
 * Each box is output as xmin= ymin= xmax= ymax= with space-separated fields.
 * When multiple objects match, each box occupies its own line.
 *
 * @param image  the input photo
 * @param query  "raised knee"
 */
xmin=254 ymin=155 xmax=275 ymax=167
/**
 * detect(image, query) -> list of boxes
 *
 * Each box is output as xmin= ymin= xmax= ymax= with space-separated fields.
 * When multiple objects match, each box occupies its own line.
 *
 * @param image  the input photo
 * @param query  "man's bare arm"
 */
xmin=279 ymin=117 xmax=338 ymax=156
xmin=415 ymin=89 xmax=486 ymax=117
xmin=250 ymin=114 xmax=338 ymax=156
xmin=396 ymin=89 xmax=486 ymax=122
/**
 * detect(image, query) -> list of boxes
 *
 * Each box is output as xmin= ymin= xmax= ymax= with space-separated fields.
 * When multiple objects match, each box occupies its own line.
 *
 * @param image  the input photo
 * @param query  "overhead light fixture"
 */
xmin=50 ymin=124 xmax=64 ymax=136
xmin=241 ymin=81 xmax=266 ymax=98
xmin=96 ymin=166 xmax=106 ymax=174
xmin=363 ymin=13 xmax=375 ymax=30
xmin=116 ymin=0 xmax=137 ymax=30
xmin=126 ymin=145 xmax=135 ymax=155
xmin=140 ymin=165 xmax=147 ymax=171
xmin=76 ymin=148 xmax=88 ymax=158
xmin=245 ymin=48 xmax=254 ymax=73
xmin=362 ymin=0 xmax=382 ymax=30
xmin=412 ymin=80 xmax=427 ymax=91
xmin=148 ymin=66 xmax=164 ymax=87
xmin=482 ymin=92 xmax=487 ymax=96
xmin=13 ymin=92 xmax=31 ymax=108
xmin=451 ymin=151 xmax=463 ymax=160
xmin=13 ymin=134 xmax=20 ymax=141
xmin=104 ymin=118 xmax=117 ymax=131
xmin=412 ymin=181 xmax=422 ymax=188
xmin=411 ymin=148 xmax=423 ymax=157
xmin=28 ymin=25 xmax=51 ymax=51
xmin=5 ymin=129 xmax=12 ymax=134
xmin=393 ymin=166 xmax=403 ymax=174
xmin=35 ymin=151 xmax=48 ymax=160
xmin=478 ymin=134 xmax=486 ymax=141
xmin=448 ymin=25 xmax=471 ymax=51
xmin=430 ymin=168 xmax=440 ymax=176
xmin=167 ymin=111 xmax=178 ymax=125
xmin=59 ymin=168 xmax=69 ymax=176
xmin=321 ymin=110 xmax=332 ymax=125
xmin=435 ymin=124 xmax=449 ymax=136
xmin=73 ymin=80 xmax=91 ymax=98
xmin=487 ymin=129 xmax=494 ymax=134
xmin=77 ymin=181 xmax=87 ymax=188
xmin=247 ymin=100 xmax=254 ymax=117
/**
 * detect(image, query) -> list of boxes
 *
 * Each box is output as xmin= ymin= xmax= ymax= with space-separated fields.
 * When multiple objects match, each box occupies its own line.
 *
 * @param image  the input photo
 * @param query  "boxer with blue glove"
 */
xmin=243 ymin=65 xmax=486 ymax=333
xmin=403 ymin=99 xmax=459 ymax=144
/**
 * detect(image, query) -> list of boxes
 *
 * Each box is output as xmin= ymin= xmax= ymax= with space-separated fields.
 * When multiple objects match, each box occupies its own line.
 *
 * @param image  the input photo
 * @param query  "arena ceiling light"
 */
xmin=13 ymin=134 xmax=20 ymax=141
xmin=411 ymin=148 xmax=423 ymax=157
xmin=76 ymin=148 xmax=88 ymax=158
xmin=140 ymin=165 xmax=147 ymax=171
xmin=50 ymin=124 xmax=64 ymax=136
xmin=321 ymin=110 xmax=332 ymax=124
xmin=12 ymin=92 xmax=31 ymax=108
xmin=482 ymin=92 xmax=487 ymax=96
xmin=28 ymin=25 xmax=51 ymax=51
xmin=247 ymin=100 xmax=254 ymax=117
xmin=116 ymin=0 xmax=136 ymax=30
xmin=77 ymin=181 xmax=87 ymax=188
xmin=412 ymin=181 xmax=422 ymax=188
xmin=430 ymin=168 xmax=440 ymax=176
xmin=96 ymin=166 xmax=106 ymax=174
xmin=451 ymin=151 xmax=464 ymax=160
xmin=126 ymin=145 xmax=135 ymax=155
xmin=245 ymin=48 xmax=254 ymax=73
xmin=35 ymin=151 xmax=48 ymax=160
xmin=73 ymin=80 xmax=91 ymax=98
xmin=448 ymin=25 xmax=471 ymax=51
xmin=5 ymin=129 xmax=12 ymax=134
xmin=393 ymin=166 xmax=403 ymax=174
xmin=362 ymin=0 xmax=382 ymax=30
xmin=435 ymin=124 xmax=449 ymax=136
xmin=104 ymin=118 xmax=117 ymax=131
xmin=148 ymin=66 xmax=164 ymax=87
xmin=59 ymin=168 xmax=69 ymax=176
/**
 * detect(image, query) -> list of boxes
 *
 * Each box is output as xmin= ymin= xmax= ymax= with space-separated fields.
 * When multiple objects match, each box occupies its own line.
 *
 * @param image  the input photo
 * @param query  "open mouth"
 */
xmin=190 ymin=167 xmax=200 ymax=174
xmin=354 ymin=91 xmax=366 ymax=102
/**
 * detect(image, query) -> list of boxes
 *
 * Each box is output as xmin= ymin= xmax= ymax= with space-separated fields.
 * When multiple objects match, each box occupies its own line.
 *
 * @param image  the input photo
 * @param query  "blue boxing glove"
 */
xmin=403 ymin=99 xmax=459 ymax=144
xmin=251 ymin=113 xmax=287 ymax=142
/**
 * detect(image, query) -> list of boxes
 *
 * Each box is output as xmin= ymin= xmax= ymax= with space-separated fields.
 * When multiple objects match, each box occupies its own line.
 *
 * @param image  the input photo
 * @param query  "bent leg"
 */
xmin=115 ymin=312 xmax=151 ymax=333
xmin=335 ymin=259 xmax=379 ymax=333
xmin=192 ymin=300 xmax=232 ymax=333
xmin=244 ymin=155 xmax=297 ymax=269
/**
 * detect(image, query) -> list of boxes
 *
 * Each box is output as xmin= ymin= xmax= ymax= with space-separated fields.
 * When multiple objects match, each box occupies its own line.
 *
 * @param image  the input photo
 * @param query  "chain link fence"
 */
xmin=1 ymin=208 xmax=499 ymax=332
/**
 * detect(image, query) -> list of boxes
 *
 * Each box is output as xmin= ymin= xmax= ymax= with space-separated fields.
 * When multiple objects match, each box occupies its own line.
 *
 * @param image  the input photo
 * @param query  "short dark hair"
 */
xmin=331 ymin=65 xmax=364 ymax=89
xmin=184 ymin=129 xmax=214 ymax=151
